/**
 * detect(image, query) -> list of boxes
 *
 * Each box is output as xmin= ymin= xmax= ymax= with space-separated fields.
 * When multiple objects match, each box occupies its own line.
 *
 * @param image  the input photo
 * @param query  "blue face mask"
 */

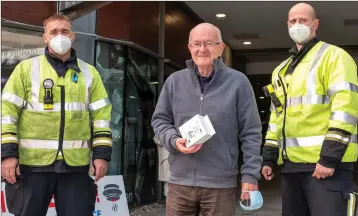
xmin=239 ymin=191 xmax=263 ymax=211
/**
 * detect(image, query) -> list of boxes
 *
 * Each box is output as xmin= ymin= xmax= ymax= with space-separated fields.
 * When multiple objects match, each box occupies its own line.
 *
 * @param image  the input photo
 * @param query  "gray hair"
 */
xmin=189 ymin=23 xmax=223 ymax=43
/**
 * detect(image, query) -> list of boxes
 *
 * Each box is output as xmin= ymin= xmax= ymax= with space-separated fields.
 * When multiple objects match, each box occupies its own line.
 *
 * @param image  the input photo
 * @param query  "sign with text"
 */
xmin=1 ymin=175 xmax=129 ymax=216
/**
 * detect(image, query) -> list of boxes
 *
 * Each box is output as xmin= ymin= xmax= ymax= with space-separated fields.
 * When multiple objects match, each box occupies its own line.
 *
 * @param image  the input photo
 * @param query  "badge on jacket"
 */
xmin=43 ymin=78 xmax=54 ymax=110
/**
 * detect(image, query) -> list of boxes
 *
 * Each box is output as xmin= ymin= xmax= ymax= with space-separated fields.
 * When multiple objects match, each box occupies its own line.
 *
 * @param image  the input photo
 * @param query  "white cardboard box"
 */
xmin=178 ymin=114 xmax=216 ymax=148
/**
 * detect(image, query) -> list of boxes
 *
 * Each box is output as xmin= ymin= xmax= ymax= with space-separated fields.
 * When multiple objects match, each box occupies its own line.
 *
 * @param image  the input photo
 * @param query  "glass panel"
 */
xmin=95 ymin=41 xmax=125 ymax=176
xmin=1 ymin=27 xmax=45 ymax=91
xmin=164 ymin=62 xmax=179 ymax=81
xmin=73 ymin=33 xmax=95 ymax=64
xmin=123 ymin=48 xmax=158 ymax=207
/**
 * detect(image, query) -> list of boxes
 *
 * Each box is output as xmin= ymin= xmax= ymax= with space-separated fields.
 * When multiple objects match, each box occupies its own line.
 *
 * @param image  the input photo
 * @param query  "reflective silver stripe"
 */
xmin=93 ymin=139 xmax=112 ymax=145
xmin=287 ymin=95 xmax=330 ymax=107
xmin=270 ymin=102 xmax=275 ymax=111
xmin=328 ymin=82 xmax=358 ymax=98
xmin=24 ymin=102 xmax=88 ymax=111
xmin=2 ymin=137 xmax=18 ymax=142
xmin=277 ymin=58 xmax=292 ymax=73
xmin=2 ymin=92 xmax=25 ymax=108
xmin=78 ymin=59 xmax=93 ymax=103
xmin=2 ymin=116 xmax=18 ymax=125
xmin=265 ymin=140 xmax=278 ymax=146
xmin=89 ymin=98 xmax=111 ymax=111
xmin=283 ymin=134 xmax=357 ymax=147
xmin=330 ymin=111 xmax=358 ymax=126
xmin=325 ymin=133 xmax=350 ymax=143
xmin=19 ymin=139 xmax=89 ymax=149
xmin=268 ymin=124 xmax=276 ymax=133
xmin=274 ymin=57 xmax=292 ymax=88
xmin=27 ymin=57 xmax=92 ymax=112
xmin=348 ymin=193 xmax=356 ymax=216
xmin=306 ymin=43 xmax=330 ymax=95
xmin=31 ymin=56 xmax=41 ymax=104
xmin=93 ymin=120 xmax=110 ymax=128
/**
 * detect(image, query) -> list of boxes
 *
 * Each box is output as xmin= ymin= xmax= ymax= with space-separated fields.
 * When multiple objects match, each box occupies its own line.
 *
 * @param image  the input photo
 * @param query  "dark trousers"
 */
xmin=17 ymin=172 xmax=97 ymax=216
xmin=281 ymin=170 xmax=357 ymax=216
xmin=166 ymin=183 xmax=237 ymax=216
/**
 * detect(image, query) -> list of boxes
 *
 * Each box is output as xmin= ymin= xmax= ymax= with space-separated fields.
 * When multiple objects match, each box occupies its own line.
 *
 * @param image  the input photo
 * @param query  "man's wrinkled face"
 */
xmin=188 ymin=28 xmax=225 ymax=68
xmin=43 ymin=20 xmax=75 ymax=45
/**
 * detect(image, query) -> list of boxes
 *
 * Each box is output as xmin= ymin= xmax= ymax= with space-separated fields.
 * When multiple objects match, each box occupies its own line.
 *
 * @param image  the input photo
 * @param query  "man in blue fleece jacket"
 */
xmin=151 ymin=22 xmax=263 ymax=216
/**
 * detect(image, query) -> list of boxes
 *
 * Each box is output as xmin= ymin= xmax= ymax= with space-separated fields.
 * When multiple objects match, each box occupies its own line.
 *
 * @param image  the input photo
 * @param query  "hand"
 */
xmin=312 ymin=163 xmax=334 ymax=179
xmin=1 ymin=158 xmax=20 ymax=184
xmin=91 ymin=159 xmax=108 ymax=182
xmin=241 ymin=182 xmax=258 ymax=200
xmin=262 ymin=166 xmax=274 ymax=180
xmin=175 ymin=138 xmax=202 ymax=154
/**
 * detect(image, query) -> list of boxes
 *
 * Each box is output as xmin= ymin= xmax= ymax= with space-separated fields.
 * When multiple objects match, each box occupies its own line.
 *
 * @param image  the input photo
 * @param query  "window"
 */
xmin=124 ymin=48 xmax=158 ymax=207
xmin=95 ymin=41 xmax=125 ymax=176
xmin=1 ymin=26 xmax=45 ymax=90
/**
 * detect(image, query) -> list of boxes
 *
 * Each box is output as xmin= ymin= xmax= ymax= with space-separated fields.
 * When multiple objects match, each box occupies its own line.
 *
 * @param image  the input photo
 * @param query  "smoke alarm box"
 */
xmin=179 ymin=114 xmax=216 ymax=148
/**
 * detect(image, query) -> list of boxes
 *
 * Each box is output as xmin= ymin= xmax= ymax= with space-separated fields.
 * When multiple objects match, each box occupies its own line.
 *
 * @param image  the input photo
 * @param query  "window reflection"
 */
xmin=1 ymin=27 xmax=45 ymax=91
xmin=124 ymin=48 xmax=158 ymax=207
xmin=95 ymin=42 xmax=125 ymax=175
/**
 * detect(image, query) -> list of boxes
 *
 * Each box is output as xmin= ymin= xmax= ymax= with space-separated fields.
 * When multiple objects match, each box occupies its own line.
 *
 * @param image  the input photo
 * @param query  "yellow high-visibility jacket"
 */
xmin=1 ymin=54 xmax=112 ymax=166
xmin=262 ymin=41 xmax=358 ymax=168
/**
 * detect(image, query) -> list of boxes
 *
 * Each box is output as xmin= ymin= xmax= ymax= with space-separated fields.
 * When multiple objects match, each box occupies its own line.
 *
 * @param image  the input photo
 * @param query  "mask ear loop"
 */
xmin=240 ymin=190 xmax=251 ymax=206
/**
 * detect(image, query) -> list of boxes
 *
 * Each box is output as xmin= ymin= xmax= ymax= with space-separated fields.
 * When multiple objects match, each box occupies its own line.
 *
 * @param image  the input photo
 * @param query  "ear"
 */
xmin=43 ymin=33 xmax=48 ymax=45
xmin=71 ymin=32 xmax=77 ymax=42
xmin=314 ymin=19 xmax=320 ymax=31
xmin=220 ymin=42 xmax=226 ymax=50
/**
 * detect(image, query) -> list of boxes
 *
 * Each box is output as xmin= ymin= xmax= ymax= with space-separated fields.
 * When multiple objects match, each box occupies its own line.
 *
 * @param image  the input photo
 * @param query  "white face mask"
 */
xmin=49 ymin=34 xmax=72 ymax=55
xmin=289 ymin=21 xmax=316 ymax=44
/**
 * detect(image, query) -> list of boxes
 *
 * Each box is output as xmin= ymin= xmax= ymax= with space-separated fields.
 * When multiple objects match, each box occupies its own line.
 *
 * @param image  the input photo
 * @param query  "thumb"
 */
xmin=179 ymin=138 xmax=187 ymax=144
xmin=267 ymin=167 xmax=272 ymax=176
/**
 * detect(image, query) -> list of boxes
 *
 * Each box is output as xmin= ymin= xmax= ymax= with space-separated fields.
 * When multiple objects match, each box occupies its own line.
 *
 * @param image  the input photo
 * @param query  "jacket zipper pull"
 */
xmin=200 ymin=94 xmax=203 ymax=101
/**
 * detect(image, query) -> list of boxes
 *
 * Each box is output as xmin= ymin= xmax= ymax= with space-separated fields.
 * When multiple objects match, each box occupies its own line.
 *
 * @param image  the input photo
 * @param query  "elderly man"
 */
xmin=261 ymin=3 xmax=358 ymax=216
xmin=151 ymin=23 xmax=263 ymax=216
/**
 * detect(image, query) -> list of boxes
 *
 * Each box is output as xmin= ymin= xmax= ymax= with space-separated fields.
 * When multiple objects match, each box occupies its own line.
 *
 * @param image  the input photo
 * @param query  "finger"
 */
xmin=312 ymin=171 xmax=316 ymax=177
xmin=6 ymin=167 xmax=16 ymax=184
xmin=95 ymin=166 xmax=101 ymax=182
xmin=90 ymin=166 xmax=95 ymax=176
xmin=178 ymin=138 xmax=187 ymax=145
xmin=1 ymin=166 xmax=5 ymax=179
xmin=315 ymin=173 xmax=321 ymax=179
xmin=241 ymin=191 xmax=250 ymax=200
xmin=99 ymin=165 xmax=107 ymax=179
xmin=268 ymin=174 xmax=274 ymax=180
xmin=191 ymin=144 xmax=202 ymax=153
xmin=16 ymin=166 xmax=20 ymax=176
xmin=4 ymin=168 xmax=11 ymax=183
xmin=262 ymin=172 xmax=269 ymax=180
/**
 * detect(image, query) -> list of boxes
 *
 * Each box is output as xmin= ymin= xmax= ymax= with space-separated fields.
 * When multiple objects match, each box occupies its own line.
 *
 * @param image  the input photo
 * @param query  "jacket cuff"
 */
xmin=320 ymin=127 xmax=350 ymax=166
xmin=170 ymin=136 xmax=179 ymax=151
xmin=241 ymin=174 xmax=258 ymax=185
xmin=92 ymin=146 xmax=112 ymax=162
xmin=263 ymin=160 xmax=276 ymax=169
xmin=318 ymin=156 xmax=340 ymax=168
xmin=1 ymin=144 xmax=19 ymax=160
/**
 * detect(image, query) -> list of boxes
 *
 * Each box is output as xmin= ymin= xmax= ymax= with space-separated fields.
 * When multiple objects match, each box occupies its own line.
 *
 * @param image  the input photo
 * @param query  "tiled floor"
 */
xmin=138 ymin=170 xmax=358 ymax=216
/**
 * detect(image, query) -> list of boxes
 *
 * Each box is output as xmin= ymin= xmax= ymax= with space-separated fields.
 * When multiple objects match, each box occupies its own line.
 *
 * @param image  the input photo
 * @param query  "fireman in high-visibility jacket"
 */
xmin=261 ymin=3 xmax=358 ymax=216
xmin=1 ymin=15 xmax=112 ymax=216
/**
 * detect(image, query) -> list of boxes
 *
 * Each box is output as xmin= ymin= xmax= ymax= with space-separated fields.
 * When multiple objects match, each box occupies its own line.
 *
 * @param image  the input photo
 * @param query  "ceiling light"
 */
xmin=216 ymin=13 xmax=226 ymax=18
xmin=243 ymin=41 xmax=251 ymax=45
